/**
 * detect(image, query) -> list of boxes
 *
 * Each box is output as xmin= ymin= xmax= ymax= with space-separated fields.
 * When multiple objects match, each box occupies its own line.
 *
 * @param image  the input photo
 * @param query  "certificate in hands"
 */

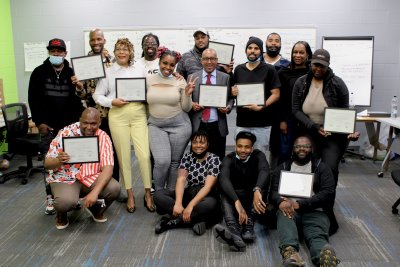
xmin=71 ymin=54 xmax=106 ymax=81
xmin=278 ymin=171 xmax=314 ymax=198
xmin=115 ymin=77 xmax=147 ymax=102
xmin=236 ymin=83 xmax=265 ymax=106
xmin=199 ymin=84 xmax=228 ymax=108
xmin=62 ymin=136 xmax=100 ymax=164
xmin=208 ymin=41 xmax=235 ymax=65
xmin=323 ymin=107 xmax=356 ymax=134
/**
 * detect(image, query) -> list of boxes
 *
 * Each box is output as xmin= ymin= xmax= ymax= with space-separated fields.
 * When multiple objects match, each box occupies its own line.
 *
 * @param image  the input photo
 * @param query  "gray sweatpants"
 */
xmin=148 ymin=112 xmax=192 ymax=191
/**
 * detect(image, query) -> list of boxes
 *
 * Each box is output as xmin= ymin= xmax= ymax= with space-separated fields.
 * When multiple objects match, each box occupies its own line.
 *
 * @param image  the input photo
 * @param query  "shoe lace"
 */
xmin=282 ymin=246 xmax=298 ymax=261
xmin=320 ymin=248 xmax=340 ymax=266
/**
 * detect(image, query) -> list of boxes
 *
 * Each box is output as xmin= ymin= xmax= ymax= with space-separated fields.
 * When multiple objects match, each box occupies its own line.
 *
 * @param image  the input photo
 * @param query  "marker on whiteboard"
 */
xmin=349 ymin=92 xmax=355 ymax=108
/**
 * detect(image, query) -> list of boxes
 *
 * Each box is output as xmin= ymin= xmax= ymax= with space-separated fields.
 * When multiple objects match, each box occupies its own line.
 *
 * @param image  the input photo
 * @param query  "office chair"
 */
xmin=0 ymin=103 xmax=43 ymax=184
xmin=391 ymin=169 xmax=400 ymax=214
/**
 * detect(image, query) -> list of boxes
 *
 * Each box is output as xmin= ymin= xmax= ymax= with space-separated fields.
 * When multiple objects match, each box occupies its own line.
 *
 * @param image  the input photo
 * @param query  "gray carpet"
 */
xmin=0 ymin=154 xmax=399 ymax=267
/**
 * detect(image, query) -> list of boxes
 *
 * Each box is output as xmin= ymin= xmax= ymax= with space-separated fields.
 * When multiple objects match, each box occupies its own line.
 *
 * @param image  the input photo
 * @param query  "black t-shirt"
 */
xmin=230 ymin=62 xmax=281 ymax=127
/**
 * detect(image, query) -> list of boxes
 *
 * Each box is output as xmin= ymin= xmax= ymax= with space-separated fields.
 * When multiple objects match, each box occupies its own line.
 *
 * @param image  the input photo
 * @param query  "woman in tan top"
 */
xmin=147 ymin=48 xmax=196 ymax=191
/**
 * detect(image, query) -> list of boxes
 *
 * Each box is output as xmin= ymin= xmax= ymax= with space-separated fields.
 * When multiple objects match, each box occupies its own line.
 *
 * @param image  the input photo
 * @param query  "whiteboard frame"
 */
xmin=322 ymin=36 xmax=374 ymax=107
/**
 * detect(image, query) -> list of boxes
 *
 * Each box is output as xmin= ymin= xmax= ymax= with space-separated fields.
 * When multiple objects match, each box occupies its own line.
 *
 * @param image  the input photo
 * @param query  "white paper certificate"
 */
xmin=71 ymin=54 xmax=106 ymax=81
xmin=278 ymin=171 xmax=314 ymax=198
xmin=62 ymin=136 xmax=100 ymax=164
xmin=115 ymin=78 xmax=147 ymax=102
xmin=236 ymin=83 xmax=265 ymax=106
xmin=208 ymin=41 xmax=235 ymax=65
xmin=198 ymin=84 xmax=228 ymax=108
xmin=323 ymin=108 xmax=356 ymax=134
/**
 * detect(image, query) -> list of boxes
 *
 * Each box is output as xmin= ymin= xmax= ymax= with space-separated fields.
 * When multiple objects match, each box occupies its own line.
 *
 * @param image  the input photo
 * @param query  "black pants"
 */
xmin=221 ymin=190 xmax=254 ymax=228
xmin=199 ymin=121 xmax=226 ymax=161
xmin=154 ymin=185 xmax=220 ymax=224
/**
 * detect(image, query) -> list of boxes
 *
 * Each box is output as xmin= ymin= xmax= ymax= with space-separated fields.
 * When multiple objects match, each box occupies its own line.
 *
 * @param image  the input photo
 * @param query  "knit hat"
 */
xmin=246 ymin=36 xmax=263 ymax=54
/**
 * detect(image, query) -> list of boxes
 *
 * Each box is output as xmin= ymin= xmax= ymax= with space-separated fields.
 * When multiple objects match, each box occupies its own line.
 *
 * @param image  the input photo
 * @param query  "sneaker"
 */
xmin=55 ymin=212 xmax=69 ymax=230
xmin=192 ymin=221 xmax=206 ymax=236
xmin=241 ymin=222 xmax=256 ymax=243
xmin=85 ymin=207 xmax=107 ymax=223
xmin=320 ymin=244 xmax=340 ymax=267
xmin=281 ymin=246 xmax=305 ymax=267
xmin=45 ymin=197 xmax=56 ymax=215
xmin=214 ymin=224 xmax=246 ymax=252
xmin=155 ymin=216 xmax=170 ymax=234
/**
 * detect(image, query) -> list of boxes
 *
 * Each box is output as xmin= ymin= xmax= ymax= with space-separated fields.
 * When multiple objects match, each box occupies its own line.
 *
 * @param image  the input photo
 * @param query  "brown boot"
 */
xmin=281 ymin=246 xmax=305 ymax=267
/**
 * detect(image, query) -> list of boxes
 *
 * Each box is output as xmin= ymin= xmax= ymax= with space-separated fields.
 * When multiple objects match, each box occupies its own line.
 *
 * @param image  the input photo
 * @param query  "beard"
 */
xmin=292 ymin=152 xmax=312 ymax=165
xmin=266 ymin=45 xmax=281 ymax=57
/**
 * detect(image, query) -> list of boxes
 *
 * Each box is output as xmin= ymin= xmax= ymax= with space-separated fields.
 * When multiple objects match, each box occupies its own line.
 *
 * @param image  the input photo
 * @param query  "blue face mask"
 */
xmin=49 ymin=55 xmax=64 ymax=66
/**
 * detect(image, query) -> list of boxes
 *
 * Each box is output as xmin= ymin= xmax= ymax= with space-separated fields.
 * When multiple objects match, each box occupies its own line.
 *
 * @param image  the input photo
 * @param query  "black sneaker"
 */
xmin=214 ymin=224 xmax=246 ymax=252
xmin=192 ymin=221 xmax=206 ymax=236
xmin=155 ymin=216 xmax=170 ymax=234
xmin=241 ymin=224 xmax=256 ymax=243
xmin=320 ymin=244 xmax=340 ymax=267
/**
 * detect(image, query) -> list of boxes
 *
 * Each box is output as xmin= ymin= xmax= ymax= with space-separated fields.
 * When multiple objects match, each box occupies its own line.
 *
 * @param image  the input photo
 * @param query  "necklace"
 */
xmin=54 ymin=66 xmax=64 ymax=80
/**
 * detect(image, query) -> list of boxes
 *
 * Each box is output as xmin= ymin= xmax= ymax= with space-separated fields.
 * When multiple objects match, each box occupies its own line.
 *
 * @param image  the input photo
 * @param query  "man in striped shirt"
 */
xmin=44 ymin=108 xmax=120 ymax=230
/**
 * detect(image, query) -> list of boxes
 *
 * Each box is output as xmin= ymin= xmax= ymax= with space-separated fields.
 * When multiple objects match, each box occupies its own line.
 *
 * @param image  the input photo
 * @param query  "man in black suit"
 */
xmin=189 ymin=48 xmax=234 ymax=160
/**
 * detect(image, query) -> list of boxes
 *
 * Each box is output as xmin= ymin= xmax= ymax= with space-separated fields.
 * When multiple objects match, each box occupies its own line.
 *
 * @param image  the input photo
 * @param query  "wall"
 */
xmin=0 ymin=0 xmax=18 ymax=103
xmin=10 ymin=0 xmax=400 ymax=110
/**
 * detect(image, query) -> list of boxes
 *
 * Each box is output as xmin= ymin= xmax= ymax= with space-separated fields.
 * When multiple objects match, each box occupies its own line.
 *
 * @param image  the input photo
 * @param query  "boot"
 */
xmin=319 ymin=244 xmax=340 ymax=267
xmin=214 ymin=223 xmax=246 ymax=252
xmin=241 ymin=215 xmax=256 ymax=243
xmin=281 ymin=246 xmax=305 ymax=267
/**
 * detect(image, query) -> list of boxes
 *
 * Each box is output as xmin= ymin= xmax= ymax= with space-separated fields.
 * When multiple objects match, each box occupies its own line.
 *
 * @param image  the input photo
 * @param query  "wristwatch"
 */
xmin=253 ymin=186 xmax=261 ymax=192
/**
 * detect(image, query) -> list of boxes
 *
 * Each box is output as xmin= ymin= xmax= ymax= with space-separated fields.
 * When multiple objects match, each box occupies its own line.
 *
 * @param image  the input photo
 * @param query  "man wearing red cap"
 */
xmin=28 ymin=38 xmax=83 ymax=215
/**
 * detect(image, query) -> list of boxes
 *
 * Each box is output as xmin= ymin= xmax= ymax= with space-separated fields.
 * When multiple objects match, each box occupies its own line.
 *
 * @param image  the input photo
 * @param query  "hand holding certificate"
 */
xmin=71 ymin=54 xmax=106 ymax=81
xmin=198 ymin=84 xmax=228 ymax=108
xmin=208 ymin=41 xmax=235 ymax=65
xmin=278 ymin=171 xmax=314 ymax=198
xmin=62 ymin=136 xmax=100 ymax=164
xmin=115 ymin=78 xmax=147 ymax=102
xmin=236 ymin=83 xmax=265 ymax=106
xmin=323 ymin=108 xmax=356 ymax=134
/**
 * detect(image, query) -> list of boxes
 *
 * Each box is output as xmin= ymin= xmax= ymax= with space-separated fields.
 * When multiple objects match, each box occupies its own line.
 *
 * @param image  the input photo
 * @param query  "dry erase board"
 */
xmin=84 ymin=28 xmax=316 ymax=66
xmin=322 ymin=36 xmax=374 ymax=106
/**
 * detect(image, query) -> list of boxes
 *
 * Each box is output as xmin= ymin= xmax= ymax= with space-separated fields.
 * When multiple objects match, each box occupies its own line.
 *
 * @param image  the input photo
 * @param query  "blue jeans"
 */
xmin=235 ymin=126 xmax=270 ymax=158
xmin=277 ymin=210 xmax=330 ymax=266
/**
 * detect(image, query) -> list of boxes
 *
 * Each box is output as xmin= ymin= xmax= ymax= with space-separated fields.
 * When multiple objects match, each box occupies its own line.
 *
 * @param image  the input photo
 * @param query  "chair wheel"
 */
xmin=392 ymin=208 xmax=399 ymax=214
xmin=377 ymin=172 xmax=384 ymax=178
xmin=21 ymin=179 xmax=28 ymax=185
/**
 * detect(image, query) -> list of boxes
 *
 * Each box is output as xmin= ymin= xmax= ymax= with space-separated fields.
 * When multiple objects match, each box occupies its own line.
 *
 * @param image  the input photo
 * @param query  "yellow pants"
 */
xmin=108 ymin=103 xmax=151 ymax=189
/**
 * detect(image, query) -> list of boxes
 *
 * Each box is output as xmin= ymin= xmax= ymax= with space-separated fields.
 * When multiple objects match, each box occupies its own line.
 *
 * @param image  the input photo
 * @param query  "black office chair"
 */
xmin=0 ymin=103 xmax=43 ymax=184
xmin=391 ymin=169 xmax=400 ymax=214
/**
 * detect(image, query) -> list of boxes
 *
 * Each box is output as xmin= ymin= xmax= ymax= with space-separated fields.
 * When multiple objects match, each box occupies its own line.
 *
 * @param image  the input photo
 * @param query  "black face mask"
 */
xmin=292 ymin=151 xmax=312 ymax=165
xmin=191 ymin=149 xmax=208 ymax=159
xmin=266 ymin=45 xmax=281 ymax=57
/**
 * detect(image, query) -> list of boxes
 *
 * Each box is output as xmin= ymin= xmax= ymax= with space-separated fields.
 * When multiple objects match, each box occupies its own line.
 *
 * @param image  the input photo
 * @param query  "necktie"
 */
xmin=201 ymin=74 xmax=212 ymax=122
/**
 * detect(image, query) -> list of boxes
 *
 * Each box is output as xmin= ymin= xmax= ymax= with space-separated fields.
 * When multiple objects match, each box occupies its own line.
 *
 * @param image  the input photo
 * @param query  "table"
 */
xmin=356 ymin=116 xmax=386 ymax=161
xmin=375 ymin=117 xmax=400 ymax=176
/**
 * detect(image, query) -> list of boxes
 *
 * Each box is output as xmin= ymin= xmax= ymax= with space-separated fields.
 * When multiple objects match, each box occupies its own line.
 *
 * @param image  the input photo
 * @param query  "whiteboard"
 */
xmin=322 ymin=36 xmax=374 ymax=106
xmin=84 ymin=28 xmax=316 ymax=66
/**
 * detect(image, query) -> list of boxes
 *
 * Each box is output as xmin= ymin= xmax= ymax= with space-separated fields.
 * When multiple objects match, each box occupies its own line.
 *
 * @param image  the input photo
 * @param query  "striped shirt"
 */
xmin=45 ymin=122 xmax=114 ymax=187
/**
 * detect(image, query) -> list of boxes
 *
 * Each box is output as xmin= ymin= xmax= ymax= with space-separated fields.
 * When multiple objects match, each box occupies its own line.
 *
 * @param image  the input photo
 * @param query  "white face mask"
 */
xmin=49 ymin=55 xmax=64 ymax=66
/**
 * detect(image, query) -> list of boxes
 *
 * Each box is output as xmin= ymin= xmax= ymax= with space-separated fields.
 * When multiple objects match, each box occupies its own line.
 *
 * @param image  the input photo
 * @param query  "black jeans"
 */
xmin=154 ymin=185 xmax=220 ymax=224
xmin=220 ymin=190 xmax=255 ymax=230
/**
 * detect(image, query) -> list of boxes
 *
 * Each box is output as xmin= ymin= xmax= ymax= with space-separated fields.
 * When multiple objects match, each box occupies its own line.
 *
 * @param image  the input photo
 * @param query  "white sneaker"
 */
xmin=45 ymin=197 xmax=56 ymax=215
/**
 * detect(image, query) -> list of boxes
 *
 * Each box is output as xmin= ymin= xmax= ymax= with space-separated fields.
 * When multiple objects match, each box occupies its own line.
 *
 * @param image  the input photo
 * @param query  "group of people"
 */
xmin=26 ymin=27 xmax=360 ymax=266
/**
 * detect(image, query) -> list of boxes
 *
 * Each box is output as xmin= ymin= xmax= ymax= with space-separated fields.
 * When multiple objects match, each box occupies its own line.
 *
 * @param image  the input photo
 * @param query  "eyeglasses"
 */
xmin=201 ymin=57 xmax=218 ymax=62
xmin=115 ymin=48 xmax=129 ymax=52
xmin=143 ymin=42 xmax=158 ymax=47
xmin=293 ymin=144 xmax=312 ymax=149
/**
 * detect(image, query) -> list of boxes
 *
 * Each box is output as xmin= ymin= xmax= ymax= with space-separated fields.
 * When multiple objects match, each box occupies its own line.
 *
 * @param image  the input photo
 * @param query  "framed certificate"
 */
xmin=199 ymin=84 xmax=228 ymax=108
xmin=323 ymin=107 xmax=356 ymax=134
xmin=278 ymin=171 xmax=314 ymax=198
xmin=62 ymin=136 xmax=100 ymax=164
xmin=71 ymin=54 xmax=106 ymax=81
xmin=115 ymin=77 xmax=146 ymax=102
xmin=208 ymin=41 xmax=235 ymax=65
xmin=236 ymin=83 xmax=265 ymax=106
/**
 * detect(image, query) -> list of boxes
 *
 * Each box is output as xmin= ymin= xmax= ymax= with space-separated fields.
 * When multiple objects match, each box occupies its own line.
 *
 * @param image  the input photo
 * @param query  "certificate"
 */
xmin=198 ymin=84 xmax=228 ymax=108
xmin=208 ymin=41 xmax=235 ymax=65
xmin=278 ymin=171 xmax=314 ymax=198
xmin=71 ymin=54 xmax=105 ymax=81
xmin=236 ymin=83 xmax=265 ymax=106
xmin=115 ymin=78 xmax=147 ymax=102
xmin=323 ymin=108 xmax=356 ymax=134
xmin=62 ymin=136 xmax=100 ymax=164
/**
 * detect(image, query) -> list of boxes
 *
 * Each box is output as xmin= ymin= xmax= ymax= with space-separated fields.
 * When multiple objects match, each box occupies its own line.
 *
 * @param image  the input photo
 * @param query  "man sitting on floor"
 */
xmin=44 ymin=108 xmax=120 ymax=229
xmin=270 ymin=135 xmax=339 ymax=266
